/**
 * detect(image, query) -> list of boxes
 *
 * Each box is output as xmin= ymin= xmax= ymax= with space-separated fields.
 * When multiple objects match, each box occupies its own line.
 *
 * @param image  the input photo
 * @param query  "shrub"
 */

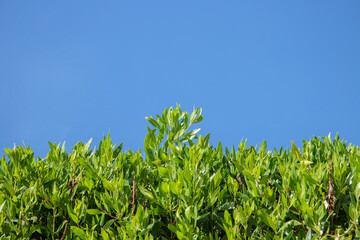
xmin=1 ymin=105 xmax=360 ymax=239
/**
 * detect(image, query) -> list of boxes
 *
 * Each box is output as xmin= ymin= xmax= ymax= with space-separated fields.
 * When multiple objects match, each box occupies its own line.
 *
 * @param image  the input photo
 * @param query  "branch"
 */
xmin=132 ymin=179 xmax=137 ymax=216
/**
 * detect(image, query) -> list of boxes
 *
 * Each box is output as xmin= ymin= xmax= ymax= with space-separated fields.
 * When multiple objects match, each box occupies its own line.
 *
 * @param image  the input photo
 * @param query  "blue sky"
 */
xmin=1 ymin=1 xmax=359 ymax=158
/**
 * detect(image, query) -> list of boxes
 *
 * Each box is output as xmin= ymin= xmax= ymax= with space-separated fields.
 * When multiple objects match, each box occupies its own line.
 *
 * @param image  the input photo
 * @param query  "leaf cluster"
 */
xmin=1 ymin=105 xmax=360 ymax=239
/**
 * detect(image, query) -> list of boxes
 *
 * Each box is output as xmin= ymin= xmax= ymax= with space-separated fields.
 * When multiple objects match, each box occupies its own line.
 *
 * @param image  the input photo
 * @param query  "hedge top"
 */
xmin=1 ymin=105 xmax=360 ymax=239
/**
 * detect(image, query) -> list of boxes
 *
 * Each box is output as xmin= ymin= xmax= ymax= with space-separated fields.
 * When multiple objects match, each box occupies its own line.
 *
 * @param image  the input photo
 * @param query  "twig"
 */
xmin=132 ymin=179 xmax=136 ymax=216
xmin=236 ymin=173 xmax=243 ymax=190
xmin=61 ymin=175 xmax=78 ymax=239
xmin=328 ymin=157 xmax=336 ymax=228
xmin=60 ymin=218 xmax=69 ymax=240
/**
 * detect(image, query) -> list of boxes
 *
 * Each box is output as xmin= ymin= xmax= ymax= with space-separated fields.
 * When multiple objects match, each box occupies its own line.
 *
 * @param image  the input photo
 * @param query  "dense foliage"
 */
xmin=1 ymin=105 xmax=360 ymax=239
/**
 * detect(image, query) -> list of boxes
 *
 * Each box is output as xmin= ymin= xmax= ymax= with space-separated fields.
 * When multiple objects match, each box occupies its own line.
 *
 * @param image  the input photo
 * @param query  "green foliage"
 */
xmin=1 ymin=105 xmax=360 ymax=239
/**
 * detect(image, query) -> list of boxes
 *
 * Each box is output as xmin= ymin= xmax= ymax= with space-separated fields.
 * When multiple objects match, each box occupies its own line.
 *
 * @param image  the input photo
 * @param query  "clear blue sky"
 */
xmin=1 ymin=1 xmax=359 ymax=158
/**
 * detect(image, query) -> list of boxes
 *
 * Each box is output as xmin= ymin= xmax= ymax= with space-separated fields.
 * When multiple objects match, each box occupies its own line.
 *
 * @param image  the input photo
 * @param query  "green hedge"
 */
xmin=1 ymin=105 xmax=360 ymax=239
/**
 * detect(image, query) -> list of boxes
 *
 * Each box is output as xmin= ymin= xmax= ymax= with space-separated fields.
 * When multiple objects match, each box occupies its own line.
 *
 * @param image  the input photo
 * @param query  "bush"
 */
xmin=1 ymin=105 xmax=360 ymax=239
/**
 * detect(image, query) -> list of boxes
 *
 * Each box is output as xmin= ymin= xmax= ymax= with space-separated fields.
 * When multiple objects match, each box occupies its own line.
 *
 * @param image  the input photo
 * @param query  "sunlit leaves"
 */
xmin=87 ymin=209 xmax=102 ymax=215
xmin=0 ymin=106 xmax=359 ymax=239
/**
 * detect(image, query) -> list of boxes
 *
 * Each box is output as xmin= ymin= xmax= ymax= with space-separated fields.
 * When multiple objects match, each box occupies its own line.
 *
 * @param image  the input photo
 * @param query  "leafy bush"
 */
xmin=1 ymin=105 xmax=360 ymax=239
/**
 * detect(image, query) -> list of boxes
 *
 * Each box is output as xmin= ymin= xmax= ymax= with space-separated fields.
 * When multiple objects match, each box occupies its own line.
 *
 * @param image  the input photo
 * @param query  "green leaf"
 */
xmin=139 ymin=187 xmax=155 ymax=202
xmin=224 ymin=210 xmax=232 ymax=226
xmin=84 ymin=138 xmax=93 ymax=152
xmin=102 ymin=194 xmax=115 ymax=212
xmin=187 ymin=128 xmax=201 ymax=137
xmin=103 ymin=219 xmax=117 ymax=230
xmin=207 ymin=187 xmax=220 ymax=209
xmin=100 ymin=213 xmax=106 ymax=226
xmin=185 ymin=206 xmax=192 ymax=221
xmin=71 ymin=226 xmax=86 ymax=240
xmin=87 ymin=209 xmax=102 ymax=215
xmin=218 ymin=202 xmax=235 ymax=211
xmin=189 ymin=110 xmax=197 ymax=124
xmin=158 ymin=167 xmax=169 ymax=178
xmin=4 ymin=148 xmax=12 ymax=158
xmin=176 ymin=230 xmax=186 ymax=240
xmin=233 ymin=209 xmax=240 ymax=226
xmin=67 ymin=205 xmax=79 ymax=224
xmin=160 ymin=182 xmax=170 ymax=194
xmin=168 ymin=223 xmax=178 ymax=234
xmin=101 ymin=228 xmax=110 ymax=240
xmin=102 ymin=178 xmax=114 ymax=192
xmin=355 ymin=182 xmax=360 ymax=199
xmin=170 ymin=181 xmax=179 ymax=195
xmin=305 ymin=228 xmax=312 ymax=240
xmin=77 ymin=158 xmax=99 ymax=180
xmin=349 ymin=203 xmax=356 ymax=221
xmin=303 ymin=173 xmax=317 ymax=186
xmin=291 ymin=141 xmax=302 ymax=161
xmin=146 ymin=117 xmax=160 ymax=129
xmin=0 ymin=180 xmax=15 ymax=196
xmin=278 ymin=220 xmax=302 ymax=233
xmin=292 ymin=141 xmax=312 ymax=165
xmin=0 ymin=201 xmax=6 ymax=213
xmin=194 ymin=114 xmax=203 ymax=123
xmin=212 ymin=169 xmax=221 ymax=187
xmin=0 ymin=156 xmax=8 ymax=176
xmin=257 ymin=209 xmax=276 ymax=231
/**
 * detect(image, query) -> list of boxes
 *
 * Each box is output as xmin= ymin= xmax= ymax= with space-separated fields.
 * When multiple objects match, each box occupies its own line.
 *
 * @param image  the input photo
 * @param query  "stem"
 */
xmin=211 ymin=206 xmax=214 ymax=235
xmin=52 ymin=207 xmax=56 ymax=240
xmin=60 ymin=218 xmax=70 ymax=240
xmin=132 ymin=179 xmax=136 ymax=216
xmin=355 ymin=199 xmax=359 ymax=232
xmin=17 ymin=210 xmax=22 ymax=233
xmin=61 ymin=175 xmax=75 ymax=240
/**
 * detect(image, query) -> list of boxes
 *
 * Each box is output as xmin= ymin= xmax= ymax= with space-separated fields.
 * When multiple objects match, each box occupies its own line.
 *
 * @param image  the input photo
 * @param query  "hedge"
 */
xmin=1 ymin=105 xmax=360 ymax=239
